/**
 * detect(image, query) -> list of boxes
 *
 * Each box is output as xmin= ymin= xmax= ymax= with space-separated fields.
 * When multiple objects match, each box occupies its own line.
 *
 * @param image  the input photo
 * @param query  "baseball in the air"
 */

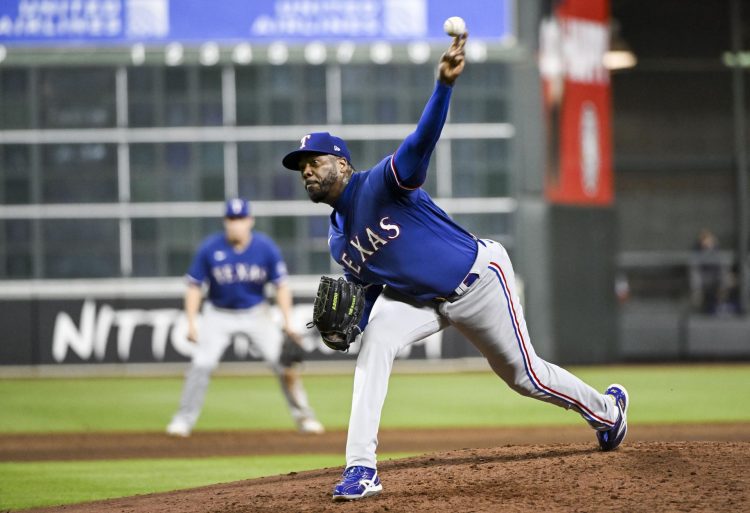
xmin=443 ymin=16 xmax=466 ymax=37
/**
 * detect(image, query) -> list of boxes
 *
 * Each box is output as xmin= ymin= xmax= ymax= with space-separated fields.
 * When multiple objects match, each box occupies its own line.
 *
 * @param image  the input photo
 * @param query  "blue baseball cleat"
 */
xmin=597 ymin=384 xmax=629 ymax=451
xmin=332 ymin=466 xmax=383 ymax=501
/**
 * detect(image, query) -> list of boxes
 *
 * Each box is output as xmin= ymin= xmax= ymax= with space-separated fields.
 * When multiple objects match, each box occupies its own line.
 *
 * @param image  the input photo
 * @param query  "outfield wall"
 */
xmin=2 ymin=275 xmax=748 ymax=370
xmin=0 ymin=276 xmax=481 ymax=367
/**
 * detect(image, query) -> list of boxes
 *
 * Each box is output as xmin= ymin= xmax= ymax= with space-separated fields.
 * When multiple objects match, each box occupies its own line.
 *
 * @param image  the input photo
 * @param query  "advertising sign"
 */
xmin=0 ymin=0 xmax=514 ymax=46
xmin=539 ymin=0 xmax=612 ymax=206
xmin=0 ymin=296 xmax=476 ymax=365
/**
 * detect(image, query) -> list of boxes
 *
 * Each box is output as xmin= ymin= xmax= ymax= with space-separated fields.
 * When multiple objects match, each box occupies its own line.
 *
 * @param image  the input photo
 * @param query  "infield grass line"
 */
xmin=0 ymin=365 xmax=748 ymax=433
xmin=0 ymin=452 xmax=415 ymax=510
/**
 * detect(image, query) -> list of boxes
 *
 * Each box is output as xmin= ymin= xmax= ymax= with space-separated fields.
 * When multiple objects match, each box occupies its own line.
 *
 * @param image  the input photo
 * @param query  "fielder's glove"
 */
xmin=307 ymin=276 xmax=365 ymax=351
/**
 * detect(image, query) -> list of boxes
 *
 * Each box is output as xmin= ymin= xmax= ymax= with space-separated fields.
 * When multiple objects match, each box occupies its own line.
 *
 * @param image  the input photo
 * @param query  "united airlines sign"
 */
xmin=0 ymin=0 xmax=514 ymax=46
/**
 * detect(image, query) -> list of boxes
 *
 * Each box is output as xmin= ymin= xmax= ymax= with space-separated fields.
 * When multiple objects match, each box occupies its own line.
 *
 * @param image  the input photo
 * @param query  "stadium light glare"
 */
xmin=466 ymin=41 xmax=488 ymax=63
xmin=500 ymin=34 xmax=518 ymax=47
xmin=603 ymin=50 xmax=636 ymax=70
xmin=370 ymin=42 xmax=392 ymax=65
xmin=165 ymin=43 xmax=184 ymax=66
xmin=407 ymin=42 xmax=431 ymax=64
xmin=723 ymin=51 xmax=750 ymax=68
xmin=200 ymin=42 xmax=220 ymax=66
xmin=131 ymin=43 xmax=145 ymax=66
xmin=268 ymin=42 xmax=289 ymax=65
xmin=232 ymin=43 xmax=253 ymax=65
xmin=336 ymin=42 xmax=355 ymax=64
xmin=605 ymin=20 xmax=636 ymax=71
xmin=304 ymin=42 xmax=327 ymax=65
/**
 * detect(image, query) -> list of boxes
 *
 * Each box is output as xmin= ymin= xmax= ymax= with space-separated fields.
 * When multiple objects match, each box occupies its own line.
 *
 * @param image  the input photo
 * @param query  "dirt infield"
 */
xmin=11 ymin=424 xmax=750 ymax=513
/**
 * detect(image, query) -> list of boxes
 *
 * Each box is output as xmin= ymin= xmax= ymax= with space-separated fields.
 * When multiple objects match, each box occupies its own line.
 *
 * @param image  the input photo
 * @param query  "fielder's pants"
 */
xmin=171 ymin=302 xmax=316 ymax=428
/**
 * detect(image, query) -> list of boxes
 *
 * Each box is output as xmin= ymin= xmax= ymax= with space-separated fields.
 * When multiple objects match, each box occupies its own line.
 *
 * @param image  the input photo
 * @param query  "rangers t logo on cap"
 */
xmin=282 ymin=132 xmax=352 ymax=171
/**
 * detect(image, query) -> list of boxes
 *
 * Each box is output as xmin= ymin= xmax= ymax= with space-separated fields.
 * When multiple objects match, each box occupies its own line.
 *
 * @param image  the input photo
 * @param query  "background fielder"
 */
xmin=283 ymin=33 xmax=629 ymax=501
xmin=166 ymin=198 xmax=324 ymax=437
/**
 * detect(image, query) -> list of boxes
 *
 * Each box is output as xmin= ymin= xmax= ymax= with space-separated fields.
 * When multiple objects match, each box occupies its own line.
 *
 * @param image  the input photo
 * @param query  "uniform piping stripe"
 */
xmin=389 ymin=155 xmax=420 ymax=191
xmin=488 ymin=261 xmax=616 ymax=427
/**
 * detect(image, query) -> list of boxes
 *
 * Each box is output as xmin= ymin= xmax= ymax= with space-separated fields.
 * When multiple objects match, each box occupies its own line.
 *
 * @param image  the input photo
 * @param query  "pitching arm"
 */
xmin=389 ymin=34 xmax=467 ymax=191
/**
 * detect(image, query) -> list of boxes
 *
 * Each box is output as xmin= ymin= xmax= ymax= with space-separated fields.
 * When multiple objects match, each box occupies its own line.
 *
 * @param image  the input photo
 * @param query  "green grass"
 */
xmin=0 ymin=453 xmax=413 ymax=510
xmin=1 ymin=364 xmax=749 ymax=510
xmin=1 ymin=365 xmax=749 ymax=434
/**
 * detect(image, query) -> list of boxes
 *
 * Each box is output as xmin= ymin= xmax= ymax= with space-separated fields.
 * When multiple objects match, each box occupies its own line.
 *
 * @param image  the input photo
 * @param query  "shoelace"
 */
xmin=343 ymin=466 xmax=367 ymax=478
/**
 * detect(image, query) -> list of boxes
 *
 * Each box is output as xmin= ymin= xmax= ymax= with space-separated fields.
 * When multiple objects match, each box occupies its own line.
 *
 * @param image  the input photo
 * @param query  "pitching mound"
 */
xmin=23 ymin=440 xmax=750 ymax=513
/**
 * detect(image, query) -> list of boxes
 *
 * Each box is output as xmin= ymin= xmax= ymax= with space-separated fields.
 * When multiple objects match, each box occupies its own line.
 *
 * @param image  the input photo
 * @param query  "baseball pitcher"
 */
xmin=166 ymin=199 xmax=324 ymax=437
xmin=282 ymin=33 xmax=629 ymax=501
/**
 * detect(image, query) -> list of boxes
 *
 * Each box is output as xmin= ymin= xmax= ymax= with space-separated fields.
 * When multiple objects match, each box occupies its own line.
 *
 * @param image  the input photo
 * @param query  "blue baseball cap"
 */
xmin=224 ymin=198 xmax=250 ymax=218
xmin=282 ymin=132 xmax=351 ymax=171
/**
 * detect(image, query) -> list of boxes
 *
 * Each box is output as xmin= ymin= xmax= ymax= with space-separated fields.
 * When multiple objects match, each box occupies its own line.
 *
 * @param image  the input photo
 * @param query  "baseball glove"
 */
xmin=307 ymin=276 xmax=365 ymax=351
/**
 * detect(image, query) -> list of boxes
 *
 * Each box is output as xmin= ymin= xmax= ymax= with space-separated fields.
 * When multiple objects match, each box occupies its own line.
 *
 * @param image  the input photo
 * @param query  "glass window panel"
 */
xmin=133 ymin=216 xmax=331 ymax=277
xmin=0 ymin=69 xmax=32 ymax=129
xmin=253 ymin=216 xmax=330 ymax=275
xmin=132 ymin=217 xmax=217 ymax=276
xmin=450 ymin=63 xmax=510 ymax=123
xmin=309 ymin=216 xmax=329 ymax=238
xmin=238 ymin=141 xmax=307 ymax=201
xmin=130 ymin=143 xmax=224 ymax=202
xmin=1 ymin=145 xmax=33 ymax=204
xmin=39 ymin=68 xmax=116 ymax=128
xmin=41 ymin=144 xmax=118 ymax=203
xmin=42 ymin=219 xmax=120 ymax=278
xmin=341 ymin=64 xmax=434 ymax=124
xmin=344 ymin=139 xmax=438 ymax=197
xmin=199 ymin=143 xmax=225 ymax=199
xmin=451 ymin=140 xmax=510 ymax=198
xmin=345 ymin=139 xmax=398 ymax=169
xmin=197 ymin=68 xmax=223 ymax=126
xmin=0 ymin=220 xmax=33 ymax=278
xmin=128 ymin=67 xmax=223 ymax=127
xmin=235 ymin=66 xmax=262 ymax=125
xmin=270 ymin=98 xmax=294 ymax=125
xmin=270 ymin=66 xmax=294 ymax=93
xmin=452 ymin=213 xmax=513 ymax=246
xmin=199 ymin=67 xmax=222 ymax=95
xmin=236 ymin=65 xmax=326 ymax=125
xmin=306 ymin=95 xmax=327 ymax=122
xmin=128 ymin=67 xmax=159 ymax=127
xmin=164 ymin=68 xmax=191 ymax=126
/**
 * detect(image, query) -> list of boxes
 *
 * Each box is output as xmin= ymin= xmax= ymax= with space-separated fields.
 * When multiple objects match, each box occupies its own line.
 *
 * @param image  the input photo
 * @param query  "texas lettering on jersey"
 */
xmin=339 ymin=216 xmax=401 ymax=275
xmin=211 ymin=263 xmax=268 ymax=285
xmin=188 ymin=232 xmax=287 ymax=309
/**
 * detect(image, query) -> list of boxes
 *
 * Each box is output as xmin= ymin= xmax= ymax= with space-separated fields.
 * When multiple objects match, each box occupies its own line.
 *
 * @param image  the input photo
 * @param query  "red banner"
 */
xmin=539 ymin=0 xmax=612 ymax=206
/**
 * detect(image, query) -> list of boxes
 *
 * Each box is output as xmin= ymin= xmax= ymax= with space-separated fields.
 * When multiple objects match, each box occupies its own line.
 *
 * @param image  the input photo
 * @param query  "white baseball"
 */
xmin=443 ymin=16 xmax=466 ymax=37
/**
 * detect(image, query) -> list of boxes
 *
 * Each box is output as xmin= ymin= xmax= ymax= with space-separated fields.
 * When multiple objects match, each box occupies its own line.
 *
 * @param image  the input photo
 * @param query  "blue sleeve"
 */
xmin=344 ymin=271 xmax=383 ymax=332
xmin=387 ymin=81 xmax=453 ymax=191
xmin=265 ymin=237 xmax=288 ymax=284
xmin=186 ymin=245 xmax=209 ymax=285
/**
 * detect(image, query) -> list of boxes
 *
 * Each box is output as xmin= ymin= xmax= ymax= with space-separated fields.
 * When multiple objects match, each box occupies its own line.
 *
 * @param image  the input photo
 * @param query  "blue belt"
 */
xmin=434 ymin=272 xmax=480 ymax=303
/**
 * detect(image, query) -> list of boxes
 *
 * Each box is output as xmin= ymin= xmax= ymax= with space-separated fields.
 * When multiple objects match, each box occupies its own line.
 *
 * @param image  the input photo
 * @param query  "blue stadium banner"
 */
xmin=0 ymin=0 xmax=514 ymax=46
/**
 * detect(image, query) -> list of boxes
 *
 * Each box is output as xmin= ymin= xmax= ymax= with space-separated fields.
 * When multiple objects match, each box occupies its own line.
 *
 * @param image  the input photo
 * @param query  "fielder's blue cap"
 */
xmin=282 ymin=132 xmax=351 ymax=171
xmin=224 ymin=198 xmax=250 ymax=218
